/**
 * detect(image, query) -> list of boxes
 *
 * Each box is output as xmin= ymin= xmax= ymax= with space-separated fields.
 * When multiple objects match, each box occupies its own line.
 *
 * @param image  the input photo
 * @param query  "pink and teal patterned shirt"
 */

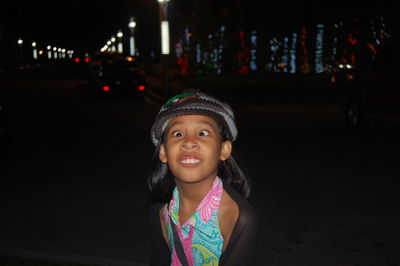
xmin=163 ymin=176 xmax=224 ymax=266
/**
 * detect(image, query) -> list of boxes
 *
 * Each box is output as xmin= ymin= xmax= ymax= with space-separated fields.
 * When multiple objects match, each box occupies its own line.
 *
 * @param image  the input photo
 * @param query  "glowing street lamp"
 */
xmin=17 ymin=38 xmax=23 ymax=61
xmin=158 ymin=0 xmax=170 ymax=92
xmin=117 ymin=30 xmax=123 ymax=53
xmin=53 ymin=47 xmax=58 ymax=59
xmin=111 ymin=36 xmax=116 ymax=52
xmin=128 ymin=17 xmax=136 ymax=56
xmin=32 ymin=41 xmax=38 ymax=60
xmin=47 ymin=45 xmax=52 ymax=59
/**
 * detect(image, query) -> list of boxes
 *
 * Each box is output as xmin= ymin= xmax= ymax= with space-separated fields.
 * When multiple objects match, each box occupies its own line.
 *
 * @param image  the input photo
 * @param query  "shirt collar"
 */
xmin=168 ymin=176 xmax=223 ymax=237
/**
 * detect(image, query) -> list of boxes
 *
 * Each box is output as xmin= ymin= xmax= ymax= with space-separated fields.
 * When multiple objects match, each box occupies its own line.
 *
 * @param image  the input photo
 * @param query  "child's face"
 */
xmin=159 ymin=114 xmax=232 ymax=184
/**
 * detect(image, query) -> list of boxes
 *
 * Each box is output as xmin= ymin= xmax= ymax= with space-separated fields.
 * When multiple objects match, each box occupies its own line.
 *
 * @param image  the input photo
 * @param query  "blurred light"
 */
xmin=111 ymin=37 xmax=116 ymax=42
xmin=129 ymin=17 xmax=136 ymax=28
xmin=84 ymin=57 xmax=90 ymax=63
xmin=158 ymin=0 xmax=169 ymax=2
xmin=103 ymin=86 xmax=110 ymax=92
xmin=138 ymin=85 xmax=145 ymax=91
xmin=32 ymin=42 xmax=37 ymax=47
xmin=346 ymin=64 xmax=353 ymax=69
xmin=53 ymin=47 xmax=57 ymax=51
xmin=18 ymin=38 xmax=23 ymax=45
xmin=117 ymin=31 xmax=123 ymax=38
xmin=107 ymin=41 xmax=112 ymax=45
xmin=126 ymin=56 xmax=134 ymax=62
xmin=161 ymin=21 xmax=170 ymax=55
xmin=74 ymin=57 xmax=80 ymax=63
xmin=47 ymin=45 xmax=51 ymax=50
xmin=39 ymin=50 xmax=43 ymax=55
xmin=129 ymin=21 xmax=136 ymax=28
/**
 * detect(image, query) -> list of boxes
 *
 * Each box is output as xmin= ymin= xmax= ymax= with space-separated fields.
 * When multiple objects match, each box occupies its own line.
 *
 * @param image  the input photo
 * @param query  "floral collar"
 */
xmin=168 ymin=176 xmax=223 ymax=237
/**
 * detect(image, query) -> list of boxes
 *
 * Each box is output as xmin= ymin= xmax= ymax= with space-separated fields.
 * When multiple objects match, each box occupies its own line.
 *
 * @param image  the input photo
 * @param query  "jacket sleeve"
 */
xmin=219 ymin=185 xmax=258 ymax=266
xmin=148 ymin=202 xmax=171 ymax=266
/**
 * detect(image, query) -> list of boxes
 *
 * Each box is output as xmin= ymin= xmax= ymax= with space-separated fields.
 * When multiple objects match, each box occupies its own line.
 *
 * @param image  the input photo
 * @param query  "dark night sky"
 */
xmin=1 ymin=0 xmax=397 ymax=56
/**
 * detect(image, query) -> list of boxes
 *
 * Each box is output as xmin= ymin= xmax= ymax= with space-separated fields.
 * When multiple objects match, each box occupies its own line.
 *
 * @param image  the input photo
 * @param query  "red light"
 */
xmin=103 ymin=86 xmax=110 ymax=92
xmin=85 ymin=57 xmax=90 ymax=63
xmin=74 ymin=57 xmax=80 ymax=63
xmin=138 ymin=85 xmax=145 ymax=91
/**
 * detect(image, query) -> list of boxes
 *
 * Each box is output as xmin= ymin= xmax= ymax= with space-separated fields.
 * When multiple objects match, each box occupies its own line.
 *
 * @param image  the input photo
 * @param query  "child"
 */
xmin=148 ymin=90 xmax=257 ymax=265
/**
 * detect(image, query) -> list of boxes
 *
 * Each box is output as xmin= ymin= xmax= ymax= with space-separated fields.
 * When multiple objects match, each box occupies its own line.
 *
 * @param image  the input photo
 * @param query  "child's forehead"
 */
xmin=166 ymin=114 xmax=219 ymax=128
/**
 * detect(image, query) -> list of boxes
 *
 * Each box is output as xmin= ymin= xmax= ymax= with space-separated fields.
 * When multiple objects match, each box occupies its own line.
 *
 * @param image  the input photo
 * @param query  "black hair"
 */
xmin=147 ymin=121 xmax=251 ymax=203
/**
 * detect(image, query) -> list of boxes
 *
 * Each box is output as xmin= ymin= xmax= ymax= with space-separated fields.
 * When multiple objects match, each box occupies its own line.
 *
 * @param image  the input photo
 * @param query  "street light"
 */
xmin=47 ymin=45 xmax=52 ymax=59
xmin=128 ymin=16 xmax=136 ymax=56
xmin=111 ymin=36 xmax=116 ymax=52
xmin=17 ymin=38 xmax=23 ymax=61
xmin=158 ymin=0 xmax=170 ymax=92
xmin=117 ymin=30 xmax=123 ymax=53
xmin=32 ymin=41 xmax=38 ymax=60
xmin=53 ymin=47 xmax=58 ymax=59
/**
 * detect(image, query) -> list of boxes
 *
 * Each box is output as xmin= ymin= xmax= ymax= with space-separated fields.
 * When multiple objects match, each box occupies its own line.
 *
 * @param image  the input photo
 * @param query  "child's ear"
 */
xmin=159 ymin=144 xmax=168 ymax=163
xmin=220 ymin=140 xmax=232 ymax=161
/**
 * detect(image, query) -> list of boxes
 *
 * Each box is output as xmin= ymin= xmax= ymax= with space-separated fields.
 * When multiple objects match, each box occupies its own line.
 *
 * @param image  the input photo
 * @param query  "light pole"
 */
xmin=32 ymin=41 xmax=38 ymax=60
xmin=128 ymin=17 xmax=136 ymax=56
xmin=17 ymin=38 xmax=23 ymax=61
xmin=111 ymin=36 xmax=116 ymax=52
xmin=158 ymin=0 xmax=170 ymax=92
xmin=47 ymin=45 xmax=52 ymax=59
xmin=117 ymin=30 xmax=123 ymax=53
xmin=53 ymin=47 xmax=58 ymax=59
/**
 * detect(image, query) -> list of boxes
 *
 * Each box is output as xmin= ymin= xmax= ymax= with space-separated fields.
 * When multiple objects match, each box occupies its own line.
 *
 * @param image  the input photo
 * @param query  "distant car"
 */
xmin=89 ymin=52 xmax=146 ymax=96
xmin=333 ymin=35 xmax=400 ymax=130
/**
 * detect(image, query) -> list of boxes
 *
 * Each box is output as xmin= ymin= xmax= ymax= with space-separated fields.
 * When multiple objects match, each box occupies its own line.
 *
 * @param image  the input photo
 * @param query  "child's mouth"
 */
xmin=180 ymin=155 xmax=200 ymax=166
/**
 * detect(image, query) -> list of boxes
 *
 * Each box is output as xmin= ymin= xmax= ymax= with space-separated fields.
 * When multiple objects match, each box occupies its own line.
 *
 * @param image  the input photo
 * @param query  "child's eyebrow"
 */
xmin=167 ymin=120 xmax=216 ymax=129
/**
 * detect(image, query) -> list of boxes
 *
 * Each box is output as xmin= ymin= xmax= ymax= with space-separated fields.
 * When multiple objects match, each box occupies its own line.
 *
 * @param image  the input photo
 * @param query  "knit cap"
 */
xmin=150 ymin=91 xmax=237 ymax=146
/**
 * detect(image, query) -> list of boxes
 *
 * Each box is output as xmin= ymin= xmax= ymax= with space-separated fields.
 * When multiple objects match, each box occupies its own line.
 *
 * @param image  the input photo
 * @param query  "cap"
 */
xmin=150 ymin=91 xmax=237 ymax=146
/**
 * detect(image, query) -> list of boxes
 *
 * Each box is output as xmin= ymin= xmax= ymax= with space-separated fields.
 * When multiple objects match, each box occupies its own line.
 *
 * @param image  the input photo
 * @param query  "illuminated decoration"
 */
xmin=315 ymin=24 xmax=324 ymax=73
xmin=237 ymin=31 xmax=250 ymax=75
xmin=299 ymin=26 xmax=309 ymax=74
xmin=217 ymin=26 xmax=225 ymax=75
xmin=175 ymin=41 xmax=183 ymax=58
xmin=161 ymin=21 xmax=170 ymax=55
xmin=250 ymin=30 xmax=257 ymax=71
xmin=184 ymin=26 xmax=191 ymax=52
xmin=282 ymin=37 xmax=289 ymax=72
xmin=196 ymin=43 xmax=201 ymax=64
xmin=267 ymin=37 xmax=279 ymax=72
xmin=290 ymin=33 xmax=297 ymax=73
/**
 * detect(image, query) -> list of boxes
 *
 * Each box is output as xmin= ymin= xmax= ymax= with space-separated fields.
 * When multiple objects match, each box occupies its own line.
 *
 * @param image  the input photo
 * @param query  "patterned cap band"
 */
xmin=150 ymin=91 xmax=237 ymax=146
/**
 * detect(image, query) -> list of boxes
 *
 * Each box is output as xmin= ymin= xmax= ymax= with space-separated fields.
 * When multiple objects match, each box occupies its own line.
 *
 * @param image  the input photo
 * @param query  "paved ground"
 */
xmin=1 ymin=74 xmax=399 ymax=266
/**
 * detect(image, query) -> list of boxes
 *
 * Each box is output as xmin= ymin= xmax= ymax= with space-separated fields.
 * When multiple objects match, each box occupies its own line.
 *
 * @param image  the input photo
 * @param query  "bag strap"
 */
xmin=170 ymin=216 xmax=190 ymax=266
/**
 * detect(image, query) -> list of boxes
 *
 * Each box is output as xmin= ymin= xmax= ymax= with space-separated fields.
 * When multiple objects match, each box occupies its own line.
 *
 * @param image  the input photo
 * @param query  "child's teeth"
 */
xmin=182 ymin=159 xmax=200 ymax=164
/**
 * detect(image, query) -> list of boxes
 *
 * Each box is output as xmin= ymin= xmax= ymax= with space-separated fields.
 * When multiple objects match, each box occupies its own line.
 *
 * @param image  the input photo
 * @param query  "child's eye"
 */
xmin=171 ymin=131 xmax=183 ymax=137
xmin=199 ymin=130 xmax=210 ymax=136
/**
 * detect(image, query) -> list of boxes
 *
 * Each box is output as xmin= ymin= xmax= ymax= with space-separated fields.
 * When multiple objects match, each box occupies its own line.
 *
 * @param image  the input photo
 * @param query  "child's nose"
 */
xmin=182 ymin=137 xmax=199 ymax=150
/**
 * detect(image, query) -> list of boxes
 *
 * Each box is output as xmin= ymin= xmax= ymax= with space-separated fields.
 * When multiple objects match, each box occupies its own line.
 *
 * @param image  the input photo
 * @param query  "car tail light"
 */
xmin=85 ymin=57 xmax=90 ymax=63
xmin=138 ymin=85 xmax=145 ymax=91
xmin=103 ymin=86 xmax=110 ymax=92
xmin=74 ymin=57 xmax=80 ymax=63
